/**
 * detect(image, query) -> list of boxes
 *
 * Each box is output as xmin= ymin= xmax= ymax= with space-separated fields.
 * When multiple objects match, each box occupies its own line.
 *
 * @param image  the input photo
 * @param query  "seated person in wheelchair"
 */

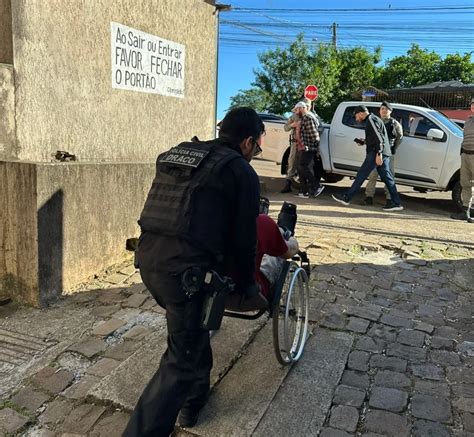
xmin=226 ymin=203 xmax=299 ymax=312
xmin=257 ymin=214 xmax=299 ymax=300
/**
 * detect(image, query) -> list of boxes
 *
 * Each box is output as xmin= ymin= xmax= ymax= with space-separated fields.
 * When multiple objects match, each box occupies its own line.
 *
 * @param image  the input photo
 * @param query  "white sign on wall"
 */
xmin=111 ymin=22 xmax=185 ymax=98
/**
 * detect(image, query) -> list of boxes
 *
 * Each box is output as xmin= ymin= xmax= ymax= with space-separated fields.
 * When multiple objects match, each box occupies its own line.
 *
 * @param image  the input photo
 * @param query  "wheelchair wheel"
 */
xmin=272 ymin=261 xmax=309 ymax=365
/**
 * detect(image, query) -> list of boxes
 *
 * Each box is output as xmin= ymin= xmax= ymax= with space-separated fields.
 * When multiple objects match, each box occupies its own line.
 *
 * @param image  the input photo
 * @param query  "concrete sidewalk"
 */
xmin=1 ymin=205 xmax=473 ymax=436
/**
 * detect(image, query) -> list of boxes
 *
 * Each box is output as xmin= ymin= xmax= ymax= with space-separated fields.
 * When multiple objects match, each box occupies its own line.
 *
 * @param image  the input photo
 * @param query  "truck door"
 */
xmin=391 ymin=109 xmax=448 ymax=186
xmin=329 ymin=105 xmax=371 ymax=175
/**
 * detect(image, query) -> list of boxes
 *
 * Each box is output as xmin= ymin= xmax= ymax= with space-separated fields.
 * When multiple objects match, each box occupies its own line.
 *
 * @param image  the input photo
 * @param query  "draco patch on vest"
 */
xmin=159 ymin=146 xmax=209 ymax=168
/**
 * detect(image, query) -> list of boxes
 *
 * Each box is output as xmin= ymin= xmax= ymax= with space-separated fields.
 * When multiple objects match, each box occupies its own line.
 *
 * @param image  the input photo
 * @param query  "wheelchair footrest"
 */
xmin=223 ymin=309 xmax=267 ymax=320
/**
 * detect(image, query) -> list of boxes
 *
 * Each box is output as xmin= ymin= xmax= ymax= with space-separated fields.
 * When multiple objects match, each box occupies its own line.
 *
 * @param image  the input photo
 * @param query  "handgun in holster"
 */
xmin=181 ymin=268 xmax=235 ymax=331
xmin=201 ymin=271 xmax=235 ymax=330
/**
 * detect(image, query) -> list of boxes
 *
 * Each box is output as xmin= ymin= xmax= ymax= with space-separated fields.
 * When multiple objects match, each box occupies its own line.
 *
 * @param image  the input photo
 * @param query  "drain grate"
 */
xmin=0 ymin=328 xmax=57 ymax=373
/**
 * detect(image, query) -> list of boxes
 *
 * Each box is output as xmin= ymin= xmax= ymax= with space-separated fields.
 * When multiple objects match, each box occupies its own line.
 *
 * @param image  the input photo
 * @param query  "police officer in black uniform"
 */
xmin=123 ymin=107 xmax=265 ymax=437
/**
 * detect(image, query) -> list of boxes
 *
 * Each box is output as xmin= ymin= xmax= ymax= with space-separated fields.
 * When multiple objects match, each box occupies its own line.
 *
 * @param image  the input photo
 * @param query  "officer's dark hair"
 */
xmin=218 ymin=107 xmax=265 ymax=144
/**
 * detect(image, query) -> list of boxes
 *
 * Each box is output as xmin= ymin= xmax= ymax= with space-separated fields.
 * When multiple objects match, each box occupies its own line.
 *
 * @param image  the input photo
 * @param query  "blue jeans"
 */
xmin=345 ymin=152 xmax=401 ymax=205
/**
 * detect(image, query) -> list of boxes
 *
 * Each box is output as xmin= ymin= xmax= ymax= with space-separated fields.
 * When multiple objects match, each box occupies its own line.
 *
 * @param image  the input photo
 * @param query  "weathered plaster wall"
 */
xmin=11 ymin=0 xmax=217 ymax=162
xmin=35 ymin=162 xmax=155 ymax=296
xmin=0 ymin=162 xmax=39 ymax=306
xmin=1 ymin=161 xmax=155 ymax=306
xmin=0 ymin=64 xmax=16 ymax=159
xmin=0 ymin=0 xmax=12 ymax=64
xmin=2 ymin=1 xmax=218 ymax=305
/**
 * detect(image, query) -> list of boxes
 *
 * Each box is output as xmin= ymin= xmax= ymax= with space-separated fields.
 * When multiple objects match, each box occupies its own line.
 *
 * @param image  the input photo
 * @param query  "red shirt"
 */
xmin=295 ymin=123 xmax=305 ymax=151
xmin=256 ymin=214 xmax=288 ymax=297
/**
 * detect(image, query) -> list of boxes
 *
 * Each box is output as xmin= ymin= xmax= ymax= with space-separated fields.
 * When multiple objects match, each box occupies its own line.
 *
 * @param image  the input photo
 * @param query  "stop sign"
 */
xmin=304 ymin=85 xmax=318 ymax=101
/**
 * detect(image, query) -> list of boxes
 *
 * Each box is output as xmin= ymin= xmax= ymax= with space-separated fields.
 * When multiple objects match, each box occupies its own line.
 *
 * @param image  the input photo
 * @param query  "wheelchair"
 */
xmin=125 ymin=201 xmax=311 ymax=365
xmin=224 ymin=250 xmax=311 ymax=366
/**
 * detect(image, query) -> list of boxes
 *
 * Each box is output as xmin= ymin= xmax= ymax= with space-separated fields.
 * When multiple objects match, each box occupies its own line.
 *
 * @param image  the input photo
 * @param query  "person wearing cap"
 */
xmin=364 ymin=101 xmax=404 ymax=207
xmin=293 ymin=101 xmax=325 ymax=199
xmin=124 ymin=107 xmax=266 ymax=436
xmin=451 ymin=97 xmax=474 ymax=223
xmin=332 ymin=105 xmax=403 ymax=211
xmin=281 ymin=99 xmax=307 ymax=193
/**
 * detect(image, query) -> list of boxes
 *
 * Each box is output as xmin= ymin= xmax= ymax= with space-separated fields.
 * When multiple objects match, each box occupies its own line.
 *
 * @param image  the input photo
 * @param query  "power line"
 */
xmin=232 ymin=6 xmax=474 ymax=12
xmin=219 ymin=4 xmax=473 ymax=56
xmin=221 ymin=21 xmax=473 ymax=32
xmin=220 ymin=19 xmax=291 ymax=42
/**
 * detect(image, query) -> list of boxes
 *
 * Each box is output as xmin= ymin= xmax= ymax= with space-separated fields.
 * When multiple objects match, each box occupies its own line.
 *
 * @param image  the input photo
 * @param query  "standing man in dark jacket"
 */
xmin=364 ymin=101 xmax=403 ymax=206
xmin=123 ymin=107 xmax=266 ymax=437
xmin=332 ymin=105 xmax=403 ymax=211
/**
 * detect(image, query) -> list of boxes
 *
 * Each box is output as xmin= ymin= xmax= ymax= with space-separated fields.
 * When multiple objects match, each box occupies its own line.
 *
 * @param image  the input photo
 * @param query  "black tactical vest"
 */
xmin=139 ymin=140 xmax=241 ymax=241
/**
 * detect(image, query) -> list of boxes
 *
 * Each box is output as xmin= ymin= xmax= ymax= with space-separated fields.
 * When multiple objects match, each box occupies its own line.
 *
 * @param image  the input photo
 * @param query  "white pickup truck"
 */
xmin=276 ymin=101 xmax=464 ymax=208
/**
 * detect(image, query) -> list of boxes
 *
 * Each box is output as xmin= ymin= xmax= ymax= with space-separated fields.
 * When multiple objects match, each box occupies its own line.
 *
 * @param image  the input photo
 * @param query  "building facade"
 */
xmin=0 ymin=0 xmax=220 ymax=305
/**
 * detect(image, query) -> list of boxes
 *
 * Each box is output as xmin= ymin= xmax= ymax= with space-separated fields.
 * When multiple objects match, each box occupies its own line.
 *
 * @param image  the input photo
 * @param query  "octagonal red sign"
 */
xmin=304 ymin=85 xmax=318 ymax=101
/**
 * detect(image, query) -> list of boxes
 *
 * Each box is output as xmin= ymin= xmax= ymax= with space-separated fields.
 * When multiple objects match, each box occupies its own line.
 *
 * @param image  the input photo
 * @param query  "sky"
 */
xmin=216 ymin=0 xmax=474 ymax=119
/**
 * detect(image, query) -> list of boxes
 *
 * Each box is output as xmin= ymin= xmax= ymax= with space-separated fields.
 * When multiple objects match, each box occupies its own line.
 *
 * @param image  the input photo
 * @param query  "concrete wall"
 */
xmin=0 ymin=162 xmax=39 ymax=306
xmin=11 ymin=0 xmax=217 ymax=162
xmin=1 ymin=1 xmax=218 ymax=305
xmin=35 ymin=162 xmax=155 ymax=295
xmin=0 ymin=0 xmax=12 ymax=64
xmin=1 ymin=161 xmax=155 ymax=306
xmin=0 ymin=64 xmax=16 ymax=159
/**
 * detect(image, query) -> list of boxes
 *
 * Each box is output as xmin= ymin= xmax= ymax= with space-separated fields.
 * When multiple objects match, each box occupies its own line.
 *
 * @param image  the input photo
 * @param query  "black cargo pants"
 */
xmin=123 ymin=270 xmax=212 ymax=437
xmin=297 ymin=149 xmax=322 ymax=195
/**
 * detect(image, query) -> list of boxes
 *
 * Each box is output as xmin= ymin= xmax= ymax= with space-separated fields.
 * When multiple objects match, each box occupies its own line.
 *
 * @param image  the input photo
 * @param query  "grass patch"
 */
xmin=349 ymin=244 xmax=363 ymax=256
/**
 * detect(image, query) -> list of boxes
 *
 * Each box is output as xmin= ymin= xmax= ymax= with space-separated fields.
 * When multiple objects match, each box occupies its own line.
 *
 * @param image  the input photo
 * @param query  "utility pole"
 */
xmin=214 ymin=3 xmax=231 ymax=135
xmin=332 ymin=22 xmax=338 ymax=50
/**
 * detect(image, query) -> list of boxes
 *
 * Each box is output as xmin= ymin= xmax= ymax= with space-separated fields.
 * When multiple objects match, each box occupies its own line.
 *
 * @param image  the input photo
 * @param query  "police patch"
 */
xmin=159 ymin=146 xmax=209 ymax=168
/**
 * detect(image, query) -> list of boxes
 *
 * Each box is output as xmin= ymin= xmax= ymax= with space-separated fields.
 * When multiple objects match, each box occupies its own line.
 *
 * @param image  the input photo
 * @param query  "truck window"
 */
xmin=391 ymin=109 xmax=444 ymax=141
xmin=342 ymin=106 xmax=365 ymax=130
xmin=429 ymin=111 xmax=463 ymax=137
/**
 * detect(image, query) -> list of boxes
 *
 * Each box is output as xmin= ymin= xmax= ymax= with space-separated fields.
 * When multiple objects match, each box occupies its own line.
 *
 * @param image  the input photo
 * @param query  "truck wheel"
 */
xmin=280 ymin=148 xmax=290 ymax=175
xmin=452 ymin=180 xmax=463 ymax=210
xmin=322 ymin=173 xmax=344 ymax=183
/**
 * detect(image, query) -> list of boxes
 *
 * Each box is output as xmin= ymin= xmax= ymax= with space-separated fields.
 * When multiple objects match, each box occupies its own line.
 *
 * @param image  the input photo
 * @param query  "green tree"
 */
xmin=439 ymin=53 xmax=474 ymax=83
xmin=228 ymin=88 xmax=270 ymax=112
xmin=306 ymin=43 xmax=340 ymax=120
xmin=229 ymin=38 xmax=473 ymax=121
xmin=231 ymin=35 xmax=380 ymax=120
xmin=374 ymin=44 xmax=441 ymax=88
xmin=252 ymin=34 xmax=316 ymax=116
xmin=332 ymin=46 xmax=382 ymax=113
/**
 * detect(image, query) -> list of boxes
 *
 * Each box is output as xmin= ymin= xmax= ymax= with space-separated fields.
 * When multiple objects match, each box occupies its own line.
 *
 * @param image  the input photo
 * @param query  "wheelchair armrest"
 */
xmin=289 ymin=252 xmax=311 ymax=279
xmin=298 ymin=251 xmax=311 ymax=278
xmin=297 ymin=250 xmax=310 ymax=263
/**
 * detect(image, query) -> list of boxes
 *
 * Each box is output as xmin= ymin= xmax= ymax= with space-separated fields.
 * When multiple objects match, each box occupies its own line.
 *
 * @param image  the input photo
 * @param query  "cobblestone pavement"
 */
xmin=301 ymin=223 xmax=473 ymax=437
xmin=0 ymin=220 xmax=473 ymax=436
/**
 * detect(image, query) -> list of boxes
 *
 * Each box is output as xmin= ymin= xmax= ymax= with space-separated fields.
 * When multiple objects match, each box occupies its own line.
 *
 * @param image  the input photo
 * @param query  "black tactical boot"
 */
xmin=280 ymin=179 xmax=292 ymax=193
xmin=178 ymin=410 xmax=200 ymax=428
